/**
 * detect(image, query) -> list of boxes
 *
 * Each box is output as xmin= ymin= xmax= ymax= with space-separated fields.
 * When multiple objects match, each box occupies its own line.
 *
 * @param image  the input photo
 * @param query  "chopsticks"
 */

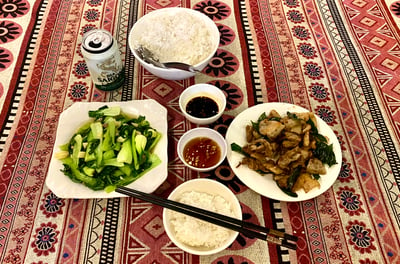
xmin=116 ymin=186 xmax=298 ymax=250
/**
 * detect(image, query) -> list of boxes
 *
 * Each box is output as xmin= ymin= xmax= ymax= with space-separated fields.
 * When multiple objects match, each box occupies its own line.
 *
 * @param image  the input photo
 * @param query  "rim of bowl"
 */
xmin=179 ymin=84 xmax=227 ymax=123
xmin=128 ymin=7 xmax=220 ymax=71
xmin=177 ymin=128 xmax=227 ymax=172
xmin=163 ymin=178 xmax=242 ymax=255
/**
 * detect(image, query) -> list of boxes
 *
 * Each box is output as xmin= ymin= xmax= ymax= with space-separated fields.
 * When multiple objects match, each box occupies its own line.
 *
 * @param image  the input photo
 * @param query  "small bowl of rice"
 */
xmin=163 ymin=179 xmax=242 ymax=255
xmin=128 ymin=7 xmax=220 ymax=80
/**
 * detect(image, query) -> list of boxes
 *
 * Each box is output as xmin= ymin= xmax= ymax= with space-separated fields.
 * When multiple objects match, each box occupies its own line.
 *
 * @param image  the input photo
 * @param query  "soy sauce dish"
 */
xmin=179 ymin=84 xmax=226 ymax=125
xmin=177 ymin=128 xmax=227 ymax=172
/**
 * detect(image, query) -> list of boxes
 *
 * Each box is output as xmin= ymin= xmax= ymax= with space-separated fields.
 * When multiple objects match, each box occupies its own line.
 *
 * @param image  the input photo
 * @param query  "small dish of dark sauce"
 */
xmin=185 ymin=96 xmax=219 ymax=118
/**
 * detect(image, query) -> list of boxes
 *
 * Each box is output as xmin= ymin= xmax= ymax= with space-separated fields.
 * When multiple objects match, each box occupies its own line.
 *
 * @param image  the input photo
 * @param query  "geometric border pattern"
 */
xmin=0 ymin=0 xmax=48 ymax=154
xmin=239 ymin=0 xmax=263 ymax=103
xmin=327 ymin=0 xmax=400 ymax=222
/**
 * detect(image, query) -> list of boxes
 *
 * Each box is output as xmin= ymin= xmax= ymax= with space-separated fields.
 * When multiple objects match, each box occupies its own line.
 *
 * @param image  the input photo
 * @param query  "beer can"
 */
xmin=81 ymin=29 xmax=125 ymax=91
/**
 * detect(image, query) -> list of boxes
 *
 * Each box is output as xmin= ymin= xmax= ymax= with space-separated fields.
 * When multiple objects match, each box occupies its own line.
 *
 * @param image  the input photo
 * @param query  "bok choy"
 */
xmin=56 ymin=105 xmax=162 ymax=193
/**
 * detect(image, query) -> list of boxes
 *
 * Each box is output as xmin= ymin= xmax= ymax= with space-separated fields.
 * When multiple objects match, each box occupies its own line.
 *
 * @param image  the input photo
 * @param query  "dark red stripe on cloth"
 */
xmin=248 ymin=0 xmax=278 ymax=102
xmin=0 ymin=0 xmax=49 ymax=206
xmin=0 ymin=0 xmax=61 ymax=259
xmin=0 ymin=0 xmax=45 ymax=133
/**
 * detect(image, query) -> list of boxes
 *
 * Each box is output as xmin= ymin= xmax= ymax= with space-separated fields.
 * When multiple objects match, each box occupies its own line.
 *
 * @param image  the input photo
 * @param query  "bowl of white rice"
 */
xmin=163 ymin=179 xmax=242 ymax=255
xmin=128 ymin=7 xmax=220 ymax=80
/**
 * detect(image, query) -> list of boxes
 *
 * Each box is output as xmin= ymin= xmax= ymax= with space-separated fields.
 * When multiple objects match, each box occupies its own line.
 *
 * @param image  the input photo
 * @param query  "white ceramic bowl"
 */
xmin=177 ymin=128 xmax=227 ymax=172
xmin=179 ymin=83 xmax=226 ymax=125
xmin=163 ymin=179 xmax=242 ymax=255
xmin=128 ymin=7 xmax=220 ymax=80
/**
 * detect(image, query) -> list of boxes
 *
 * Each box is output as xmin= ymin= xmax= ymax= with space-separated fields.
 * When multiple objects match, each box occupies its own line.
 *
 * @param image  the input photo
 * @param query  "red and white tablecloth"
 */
xmin=1 ymin=0 xmax=400 ymax=263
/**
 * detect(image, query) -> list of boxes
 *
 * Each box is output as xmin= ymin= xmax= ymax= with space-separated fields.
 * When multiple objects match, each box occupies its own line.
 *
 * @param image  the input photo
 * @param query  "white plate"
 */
xmin=46 ymin=99 xmax=168 ymax=199
xmin=225 ymin=102 xmax=342 ymax=202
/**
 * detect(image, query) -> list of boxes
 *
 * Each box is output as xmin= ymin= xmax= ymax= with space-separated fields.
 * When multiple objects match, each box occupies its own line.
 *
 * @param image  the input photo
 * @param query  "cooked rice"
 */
xmin=169 ymin=191 xmax=235 ymax=248
xmin=133 ymin=10 xmax=215 ymax=65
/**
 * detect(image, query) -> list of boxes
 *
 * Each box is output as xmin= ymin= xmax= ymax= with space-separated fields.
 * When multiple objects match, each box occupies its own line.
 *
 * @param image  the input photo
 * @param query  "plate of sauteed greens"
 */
xmin=226 ymin=102 xmax=342 ymax=202
xmin=46 ymin=100 xmax=168 ymax=199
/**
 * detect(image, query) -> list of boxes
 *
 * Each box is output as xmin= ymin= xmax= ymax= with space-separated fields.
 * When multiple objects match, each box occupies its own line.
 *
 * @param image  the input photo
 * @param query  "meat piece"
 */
xmin=295 ymin=112 xmax=312 ymax=121
xmin=250 ymin=152 xmax=266 ymax=161
xmin=264 ymin=141 xmax=279 ymax=158
xmin=246 ymin=125 xmax=254 ymax=142
xmin=241 ymin=157 xmax=264 ymax=171
xmin=306 ymin=158 xmax=327 ymax=174
xmin=302 ymin=130 xmax=310 ymax=147
xmin=282 ymin=118 xmax=303 ymax=134
xmin=290 ymin=148 xmax=311 ymax=169
xmin=277 ymin=147 xmax=302 ymax=168
xmin=250 ymin=138 xmax=277 ymax=158
xmin=299 ymin=147 xmax=312 ymax=160
xmin=259 ymin=120 xmax=285 ymax=140
xmin=268 ymin=109 xmax=281 ymax=119
xmin=285 ymin=131 xmax=302 ymax=142
xmin=302 ymin=123 xmax=312 ymax=133
xmin=264 ymin=162 xmax=284 ymax=174
xmin=292 ymin=172 xmax=320 ymax=193
xmin=274 ymin=174 xmax=290 ymax=188
xmin=282 ymin=140 xmax=300 ymax=149
xmin=248 ymin=140 xmax=266 ymax=152
xmin=282 ymin=132 xmax=302 ymax=148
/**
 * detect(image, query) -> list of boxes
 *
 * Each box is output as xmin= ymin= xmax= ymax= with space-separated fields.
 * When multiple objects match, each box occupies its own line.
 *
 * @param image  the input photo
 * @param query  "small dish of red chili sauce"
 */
xmin=183 ymin=137 xmax=221 ymax=168
xmin=178 ymin=128 xmax=227 ymax=172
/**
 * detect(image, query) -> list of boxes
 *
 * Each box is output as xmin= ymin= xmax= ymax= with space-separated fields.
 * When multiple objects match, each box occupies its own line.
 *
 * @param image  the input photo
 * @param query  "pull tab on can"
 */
xmin=81 ymin=29 xmax=125 ymax=91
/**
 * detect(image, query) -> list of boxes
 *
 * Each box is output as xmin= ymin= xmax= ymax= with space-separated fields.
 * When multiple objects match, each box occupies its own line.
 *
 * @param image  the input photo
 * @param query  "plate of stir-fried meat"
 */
xmin=226 ymin=103 xmax=342 ymax=201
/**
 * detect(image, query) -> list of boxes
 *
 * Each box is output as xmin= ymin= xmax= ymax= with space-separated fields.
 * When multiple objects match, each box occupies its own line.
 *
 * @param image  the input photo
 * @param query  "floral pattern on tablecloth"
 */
xmin=0 ymin=0 xmax=30 ymax=116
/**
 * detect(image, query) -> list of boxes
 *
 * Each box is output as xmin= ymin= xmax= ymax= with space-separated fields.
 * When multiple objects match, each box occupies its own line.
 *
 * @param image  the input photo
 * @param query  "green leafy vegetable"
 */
xmin=275 ymin=167 xmax=302 ymax=198
xmin=312 ymin=174 xmax=320 ymax=180
xmin=57 ymin=105 xmax=162 ymax=192
xmin=117 ymin=138 xmax=133 ymax=164
xmin=71 ymin=134 xmax=83 ymax=166
xmin=88 ymin=106 xmax=121 ymax=119
xmin=286 ymin=112 xmax=299 ymax=120
xmin=307 ymin=119 xmax=327 ymax=143
xmin=313 ymin=141 xmax=337 ymax=166
xmin=307 ymin=118 xmax=337 ymax=166
xmin=250 ymin=112 xmax=268 ymax=133
xmin=276 ymin=184 xmax=298 ymax=197
xmin=258 ymin=112 xmax=268 ymax=122
xmin=286 ymin=166 xmax=301 ymax=190
xmin=231 ymin=143 xmax=249 ymax=157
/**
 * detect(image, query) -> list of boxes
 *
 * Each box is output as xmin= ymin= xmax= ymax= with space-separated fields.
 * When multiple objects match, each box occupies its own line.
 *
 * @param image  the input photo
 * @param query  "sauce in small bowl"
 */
xmin=183 ymin=137 xmax=221 ymax=168
xmin=179 ymin=84 xmax=226 ymax=125
xmin=185 ymin=96 xmax=219 ymax=119
xmin=178 ymin=128 xmax=227 ymax=172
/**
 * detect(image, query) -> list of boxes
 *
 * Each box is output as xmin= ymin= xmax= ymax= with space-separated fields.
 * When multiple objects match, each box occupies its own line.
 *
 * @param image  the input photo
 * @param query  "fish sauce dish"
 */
xmin=177 ymin=127 xmax=227 ymax=172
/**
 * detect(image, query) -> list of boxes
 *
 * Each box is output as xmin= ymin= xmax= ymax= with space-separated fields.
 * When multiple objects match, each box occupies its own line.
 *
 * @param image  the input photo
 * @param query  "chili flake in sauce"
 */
xmin=183 ymin=137 xmax=221 ymax=168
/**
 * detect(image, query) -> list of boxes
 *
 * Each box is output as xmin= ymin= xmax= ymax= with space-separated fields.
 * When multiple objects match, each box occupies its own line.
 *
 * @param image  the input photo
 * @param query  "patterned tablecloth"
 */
xmin=1 ymin=0 xmax=400 ymax=263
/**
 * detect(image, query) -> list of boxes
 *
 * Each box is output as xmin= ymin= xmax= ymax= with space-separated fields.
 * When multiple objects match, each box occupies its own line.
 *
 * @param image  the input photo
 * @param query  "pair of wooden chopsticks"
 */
xmin=116 ymin=186 xmax=298 ymax=250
